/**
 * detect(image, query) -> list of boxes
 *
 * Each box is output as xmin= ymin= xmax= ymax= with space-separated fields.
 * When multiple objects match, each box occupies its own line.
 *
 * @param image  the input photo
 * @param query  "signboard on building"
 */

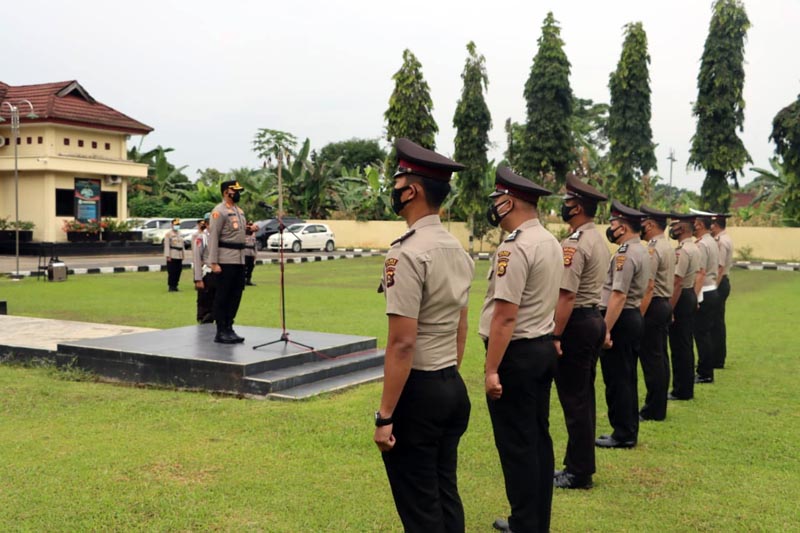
xmin=74 ymin=178 xmax=101 ymax=221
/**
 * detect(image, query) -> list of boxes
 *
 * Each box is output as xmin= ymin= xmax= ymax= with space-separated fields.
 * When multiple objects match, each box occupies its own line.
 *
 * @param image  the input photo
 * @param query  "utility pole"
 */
xmin=667 ymin=148 xmax=677 ymax=205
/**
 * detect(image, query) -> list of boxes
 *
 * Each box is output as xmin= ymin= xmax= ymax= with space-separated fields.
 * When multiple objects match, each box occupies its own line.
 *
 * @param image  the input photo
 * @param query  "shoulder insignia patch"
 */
xmin=384 ymin=258 xmax=399 ymax=288
xmin=211 ymin=211 xmax=220 ymax=219
xmin=496 ymin=250 xmax=511 ymax=277
xmin=391 ymin=229 xmax=416 ymax=246
xmin=618 ymin=243 xmax=629 ymax=253
xmin=615 ymin=254 xmax=627 ymax=271
xmin=568 ymin=230 xmax=583 ymax=241
xmin=563 ymin=246 xmax=577 ymax=267
xmin=505 ymin=229 xmax=520 ymax=242
xmin=648 ymin=247 xmax=655 ymax=256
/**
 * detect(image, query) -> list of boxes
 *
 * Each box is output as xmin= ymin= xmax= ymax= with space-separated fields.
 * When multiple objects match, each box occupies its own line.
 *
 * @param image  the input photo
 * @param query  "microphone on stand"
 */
xmin=258 ymin=201 xmax=274 ymax=211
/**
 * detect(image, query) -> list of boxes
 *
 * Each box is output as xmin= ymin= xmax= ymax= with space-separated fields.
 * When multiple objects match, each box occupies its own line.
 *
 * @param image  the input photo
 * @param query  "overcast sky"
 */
xmin=3 ymin=0 xmax=799 ymax=192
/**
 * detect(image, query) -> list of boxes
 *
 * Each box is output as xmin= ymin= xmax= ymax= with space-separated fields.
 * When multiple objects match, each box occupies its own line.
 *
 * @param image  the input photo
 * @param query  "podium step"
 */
xmin=266 ymin=365 xmax=385 ymax=400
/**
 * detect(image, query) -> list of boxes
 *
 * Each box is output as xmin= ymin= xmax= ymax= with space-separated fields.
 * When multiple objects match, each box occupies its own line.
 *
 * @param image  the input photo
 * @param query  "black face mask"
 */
xmin=606 ymin=225 xmax=622 ymax=244
xmin=486 ymin=200 xmax=510 ymax=227
xmin=230 ymin=191 xmax=241 ymax=203
xmin=391 ymin=186 xmax=412 ymax=215
xmin=561 ymin=203 xmax=577 ymax=223
xmin=669 ymin=227 xmax=681 ymax=240
xmin=639 ymin=224 xmax=648 ymax=240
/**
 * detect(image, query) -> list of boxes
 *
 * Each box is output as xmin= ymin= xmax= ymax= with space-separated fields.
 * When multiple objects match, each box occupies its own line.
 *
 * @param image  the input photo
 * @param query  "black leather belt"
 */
xmin=170 ymin=246 xmax=183 ymax=251
xmin=245 ymin=245 xmax=256 ymax=250
xmin=409 ymin=366 xmax=458 ymax=379
xmin=571 ymin=306 xmax=601 ymax=318
xmin=219 ymin=241 xmax=245 ymax=250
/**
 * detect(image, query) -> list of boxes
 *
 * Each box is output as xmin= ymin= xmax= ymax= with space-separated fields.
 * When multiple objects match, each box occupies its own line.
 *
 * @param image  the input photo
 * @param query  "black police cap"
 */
xmin=563 ymin=174 xmax=608 ymax=203
xmin=394 ymin=138 xmax=465 ymax=182
xmin=220 ymin=180 xmax=244 ymax=195
xmin=639 ymin=204 xmax=670 ymax=222
xmin=489 ymin=166 xmax=552 ymax=203
xmin=609 ymin=199 xmax=645 ymax=223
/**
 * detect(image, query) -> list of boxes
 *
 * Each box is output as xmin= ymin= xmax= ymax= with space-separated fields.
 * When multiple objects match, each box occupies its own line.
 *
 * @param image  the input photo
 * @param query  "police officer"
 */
xmin=244 ymin=221 xmax=258 ymax=287
xmin=164 ymin=218 xmax=185 ymax=292
xmin=637 ymin=206 xmax=675 ymax=421
xmin=689 ymin=210 xmax=720 ymax=384
xmin=667 ymin=214 xmax=701 ymax=401
xmin=480 ymin=167 xmax=561 ymax=533
xmin=208 ymin=180 xmax=247 ymax=344
xmin=710 ymin=213 xmax=733 ymax=369
xmin=552 ymin=175 xmax=610 ymax=490
xmin=596 ymin=201 xmax=650 ymax=449
xmin=373 ymin=138 xmax=474 ymax=533
xmin=192 ymin=214 xmax=215 ymax=324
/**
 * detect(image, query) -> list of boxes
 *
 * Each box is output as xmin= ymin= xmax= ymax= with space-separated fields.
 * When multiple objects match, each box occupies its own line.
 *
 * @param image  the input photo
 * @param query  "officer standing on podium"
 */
xmin=552 ymin=175 xmax=610 ymax=490
xmin=596 ymin=201 xmax=650 ymax=449
xmin=373 ymin=138 xmax=474 ymax=533
xmin=637 ymin=206 xmax=675 ymax=421
xmin=208 ymin=180 xmax=247 ymax=344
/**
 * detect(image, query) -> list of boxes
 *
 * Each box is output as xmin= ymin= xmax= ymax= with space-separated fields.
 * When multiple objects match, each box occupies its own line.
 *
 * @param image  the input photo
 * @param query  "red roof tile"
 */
xmin=0 ymin=80 xmax=153 ymax=134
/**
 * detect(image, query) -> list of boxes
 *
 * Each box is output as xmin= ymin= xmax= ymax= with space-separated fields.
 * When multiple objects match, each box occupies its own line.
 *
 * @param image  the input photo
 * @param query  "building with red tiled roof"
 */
xmin=0 ymin=80 xmax=152 ymax=243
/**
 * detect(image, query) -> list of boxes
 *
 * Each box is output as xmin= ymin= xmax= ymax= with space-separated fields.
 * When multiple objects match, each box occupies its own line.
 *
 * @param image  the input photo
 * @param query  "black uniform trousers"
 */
xmin=196 ymin=273 xmax=217 ymax=323
xmin=214 ymin=264 xmax=245 ymax=333
xmin=554 ymin=307 xmax=605 ymax=477
xmin=669 ymin=288 xmax=697 ymax=399
xmin=695 ymin=289 xmax=720 ymax=380
xmin=639 ymin=297 xmax=672 ymax=420
xmin=244 ymin=255 xmax=256 ymax=284
xmin=487 ymin=338 xmax=556 ymax=533
xmin=382 ymin=366 xmax=470 ymax=533
xmin=600 ymin=308 xmax=643 ymax=443
xmin=166 ymin=259 xmax=182 ymax=289
xmin=713 ymin=275 xmax=731 ymax=368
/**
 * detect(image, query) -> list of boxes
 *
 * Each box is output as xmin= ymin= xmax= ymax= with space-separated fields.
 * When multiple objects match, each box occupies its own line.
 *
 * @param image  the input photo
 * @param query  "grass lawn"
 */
xmin=1 ymin=260 xmax=799 ymax=531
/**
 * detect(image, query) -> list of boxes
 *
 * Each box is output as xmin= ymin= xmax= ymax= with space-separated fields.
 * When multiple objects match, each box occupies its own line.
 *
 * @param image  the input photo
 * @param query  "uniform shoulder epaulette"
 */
xmin=504 ymin=229 xmax=521 ymax=242
xmin=391 ymin=229 xmax=416 ymax=246
xmin=567 ymin=230 xmax=583 ymax=241
xmin=618 ymin=242 xmax=629 ymax=253
xmin=649 ymin=238 xmax=657 ymax=245
xmin=677 ymin=242 xmax=684 ymax=249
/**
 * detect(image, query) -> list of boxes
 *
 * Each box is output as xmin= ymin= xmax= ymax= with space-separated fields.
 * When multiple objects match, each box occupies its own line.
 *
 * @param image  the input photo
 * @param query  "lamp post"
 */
xmin=667 ymin=148 xmax=677 ymax=205
xmin=1 ymin=99 xmax=38 ymax=280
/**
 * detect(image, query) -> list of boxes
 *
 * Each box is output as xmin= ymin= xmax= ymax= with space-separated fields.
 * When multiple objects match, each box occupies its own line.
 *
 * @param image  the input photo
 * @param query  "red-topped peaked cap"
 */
xmin=394 ymin=138 xmax=464 ymax=182
xmin=563 ymin=174 xmax=608 ymax=203
xmin=489 ymin=166 xmax=552 ymax=203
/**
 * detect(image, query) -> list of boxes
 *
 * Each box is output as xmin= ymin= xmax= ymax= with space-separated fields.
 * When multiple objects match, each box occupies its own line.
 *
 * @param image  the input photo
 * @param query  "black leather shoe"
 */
xmin=214 ymin=331 xmax=237 ymax=344
xmin=554 ymin=470 xmax=593 ymax=489
xmin=168 ymin=287 xmax=178 ymax=292
xmin=492 ymin=518 xmax=512 ymax=532
xmin=595 ymin=435 xmax=636 ymax=449
xmin=245 ymin=281 xmax=256 ymax=286
xmin=695 ymin=374 xmax=714 ymax=384
xmin=668 ymin=393 xmax=692 ymax=401
xmin=228 ymin=329 xmax=245 ymax=343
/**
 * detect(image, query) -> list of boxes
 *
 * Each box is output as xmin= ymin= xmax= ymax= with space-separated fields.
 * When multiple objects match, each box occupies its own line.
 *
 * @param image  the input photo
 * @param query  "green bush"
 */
xmin=162 ymin=201 xmax=216 ymax=219
xmin=128 ymin=196 xmax=166 ymax=217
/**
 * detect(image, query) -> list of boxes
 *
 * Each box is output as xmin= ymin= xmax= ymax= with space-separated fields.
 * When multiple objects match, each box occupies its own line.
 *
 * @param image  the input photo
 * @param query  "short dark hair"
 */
xmin=697 ymin=217 xmax=712 ymax=230
xmin=646 ymin=218 xmax=667 ymax=230
xmin=417 ymin=176 xmax=451 ymax=209
xmin=713 ymin=217 xmax=727 ymax=229
xmin=577 ymin=198 xmax=598 ymax=217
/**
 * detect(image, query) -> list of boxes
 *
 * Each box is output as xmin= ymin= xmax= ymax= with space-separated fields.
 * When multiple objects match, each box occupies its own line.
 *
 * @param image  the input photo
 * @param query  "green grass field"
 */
xmin=1 ymin=259 xmax=799 ymax=531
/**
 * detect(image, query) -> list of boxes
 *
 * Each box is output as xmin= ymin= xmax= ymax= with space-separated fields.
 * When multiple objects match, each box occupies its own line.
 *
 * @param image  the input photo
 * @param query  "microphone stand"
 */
xmin=253 ymin=211 xmax=313 ymax=351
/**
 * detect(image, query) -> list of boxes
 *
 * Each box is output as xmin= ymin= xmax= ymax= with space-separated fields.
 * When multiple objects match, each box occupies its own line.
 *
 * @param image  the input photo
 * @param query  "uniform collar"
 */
xmin=515 ymin=218 xmax=541 ymax=231
xmin=680 ymin=236 xmax=693 ymax=245
xmin=410 ymin=214 xmax=441 ymax=230
xmin=575 ymin=221 xmax=595 ymax=231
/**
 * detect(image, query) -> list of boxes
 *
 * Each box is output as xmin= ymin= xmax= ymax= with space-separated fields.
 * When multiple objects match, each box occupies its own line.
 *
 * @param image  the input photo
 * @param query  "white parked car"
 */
xmin=135 ymin=218 xmax=173 ymax=244
xmin=267 ymin=223 xmax=336 ymax=252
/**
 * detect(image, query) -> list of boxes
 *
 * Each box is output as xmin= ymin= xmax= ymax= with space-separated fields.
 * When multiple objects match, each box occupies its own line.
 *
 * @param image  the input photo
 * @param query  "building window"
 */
xmin=105 ymin=142 xmax=111 ymax=150
xmin=26 ymin=137 xmax=32 ymax=144
xmin=64 ymin=138 xmax=70 ymax=146
xmin=92 ymin=141 xmax=98 ymax=149
xmin=78 ymin=140 xmax=84 ymax=147
xmin=101 ymin=192 xmax=118 ymax=217
xmin=17 ymin=137 xmax=21 ymax=145
xmin=37 ymin=136 xmax=43 ymax=144
xmin=55 ymin=189 xmax=73 ymax=216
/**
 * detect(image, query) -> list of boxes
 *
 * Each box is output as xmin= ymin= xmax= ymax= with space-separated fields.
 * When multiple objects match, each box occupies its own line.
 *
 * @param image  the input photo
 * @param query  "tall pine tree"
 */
xmin=608 ymin=22 xmax=656 ymax=206
xmin=453 ymin=41 xmax=492 ymax=238
xmin=384 ymin=49 xmax=438 ymax=151
xmin=521 ymin=12 xmax=574 ymax=186
xmin=689 ymin=0 xmax=751 ymax=212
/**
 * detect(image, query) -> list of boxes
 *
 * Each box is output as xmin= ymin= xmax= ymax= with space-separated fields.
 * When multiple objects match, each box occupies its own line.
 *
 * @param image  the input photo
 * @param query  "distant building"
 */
xmin=0 ymin=80 xmax=152 ymax=242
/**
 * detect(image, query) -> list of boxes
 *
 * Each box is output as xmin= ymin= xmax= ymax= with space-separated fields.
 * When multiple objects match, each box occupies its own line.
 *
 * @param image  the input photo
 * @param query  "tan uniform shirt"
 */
xmin=647 ymin=233 xmax=675 ymax=298
xmin=674 ymin=238 xmax=701 ymax=290
xmin=600 ymin=239 xmax=651 ymax=309
xmin=163 ymin=230 xmax=185 ymax=260
xmin=479 ymin=218 xmax=562 ymax=341
xmin=716 ymin=230 xmax=734 ymax=276
xmin=560 ymin=222 xmax=610 ymax=307
xmin=244 ymin=233 xmax=257 ymax=258
xmin=208 ymin=201 xmax=246 ymax=265
xmin=382 ymin=215 xmax=475 ymax=371
xmin=191 ymin=229 xmax=209 ymax=282
xmin=696 ymin=233 xmax=719 ymax=288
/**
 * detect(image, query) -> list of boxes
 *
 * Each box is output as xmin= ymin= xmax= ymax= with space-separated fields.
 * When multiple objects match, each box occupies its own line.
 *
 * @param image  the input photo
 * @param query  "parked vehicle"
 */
xmin=134 ymin=218 xmax=173 ymax=244
xmin=255 ymin=217 xmax=304 ymax=250
xmin=267 ymin=223 xmax=335 ymax=252
xmin=178 ymin=219 xmax=201 ymax=249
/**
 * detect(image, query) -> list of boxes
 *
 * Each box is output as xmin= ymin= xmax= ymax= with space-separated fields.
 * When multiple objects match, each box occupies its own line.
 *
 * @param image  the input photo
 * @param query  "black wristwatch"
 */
xmin=375 ymin=411 xmax=393 ymax=427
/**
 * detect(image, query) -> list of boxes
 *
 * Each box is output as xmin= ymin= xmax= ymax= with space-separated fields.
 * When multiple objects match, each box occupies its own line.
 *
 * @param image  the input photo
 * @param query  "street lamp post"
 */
xmin=1 ymin=99 xmax=38 ymax=280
